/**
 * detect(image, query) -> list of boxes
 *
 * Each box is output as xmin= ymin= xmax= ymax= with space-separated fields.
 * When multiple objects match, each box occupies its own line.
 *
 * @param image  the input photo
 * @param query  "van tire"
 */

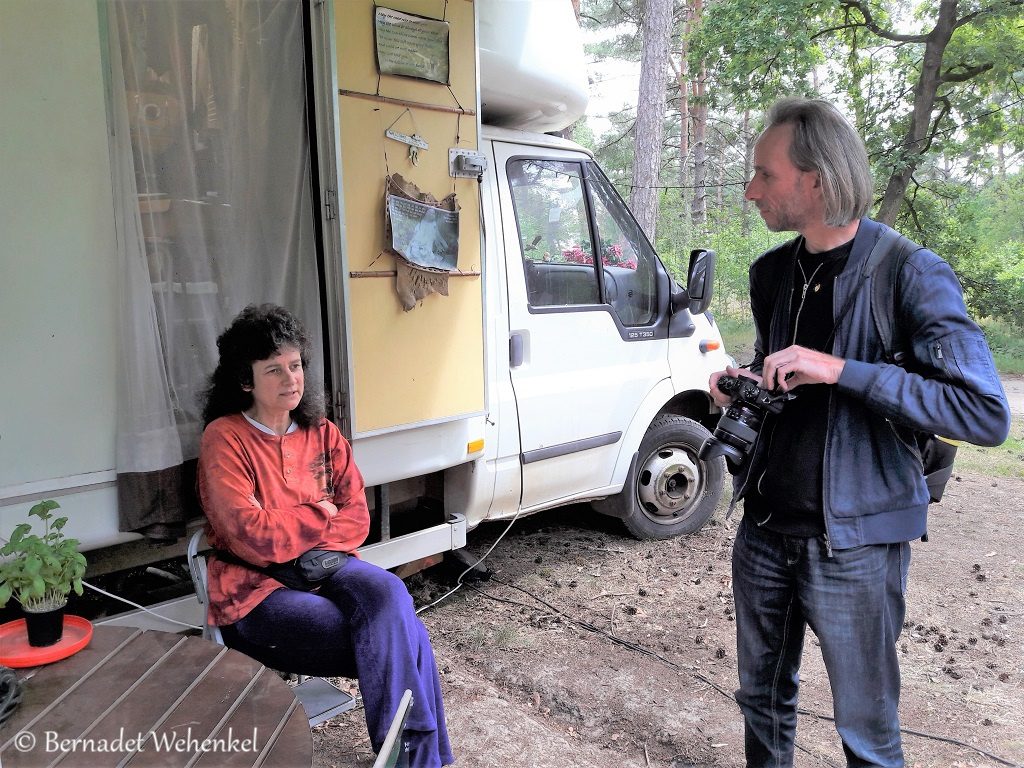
xmin=613 ymin=415 xmax=724 ymax=540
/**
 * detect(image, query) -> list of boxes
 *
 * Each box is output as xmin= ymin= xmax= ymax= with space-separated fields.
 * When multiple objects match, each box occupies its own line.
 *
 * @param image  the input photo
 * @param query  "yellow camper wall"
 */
xmin=335 ymin=0 xmax=484 ymax=434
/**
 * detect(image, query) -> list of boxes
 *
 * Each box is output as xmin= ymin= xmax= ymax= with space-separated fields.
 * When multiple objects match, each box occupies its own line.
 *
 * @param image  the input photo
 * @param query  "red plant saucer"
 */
xmin=0 ymin=615 xmax=93 ymax=668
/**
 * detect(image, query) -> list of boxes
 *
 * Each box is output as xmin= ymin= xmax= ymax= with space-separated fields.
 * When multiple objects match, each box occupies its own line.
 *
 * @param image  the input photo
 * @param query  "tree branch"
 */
xmin=667 ymin=54 xmax=681 ymax=79
xmin=922 ymin=97 xmax=952 ymax=155
xmin=597 ymin=121 xmax=637 ymax=153
xmin=837 ymin=0 xmax=927 ymax=42
xmin=906 ymin=177 xmax=925 ymax=236
xmin=953 ymin=0 xmax=1024 ymax=30
xmin=611 ymin=0 xmax=639 ymax=25
xmin=939 ymin=62 xmax=994 ymax=84
xmin=812 ymin=20 xmax=870 ymax=39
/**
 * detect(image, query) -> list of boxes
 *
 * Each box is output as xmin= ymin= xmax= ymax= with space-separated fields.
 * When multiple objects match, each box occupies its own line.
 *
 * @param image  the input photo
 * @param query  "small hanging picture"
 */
xmin=374 ymin=7 xmax=450 ymax=85
xmin=387 ymin=195 xmax=459 ymax=272
xmin=385 ymin=175 xmax=460 ymax=311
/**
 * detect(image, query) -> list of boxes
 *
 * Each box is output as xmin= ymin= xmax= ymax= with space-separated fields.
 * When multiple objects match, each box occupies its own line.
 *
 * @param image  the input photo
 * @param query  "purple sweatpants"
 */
xmin=221 ymin=557 xmax=454 ymax=767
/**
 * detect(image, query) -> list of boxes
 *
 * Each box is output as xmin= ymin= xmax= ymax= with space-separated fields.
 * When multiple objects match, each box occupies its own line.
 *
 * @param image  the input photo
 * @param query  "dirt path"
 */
xmin=1002 ymin=375 xmax=1024 ymax=417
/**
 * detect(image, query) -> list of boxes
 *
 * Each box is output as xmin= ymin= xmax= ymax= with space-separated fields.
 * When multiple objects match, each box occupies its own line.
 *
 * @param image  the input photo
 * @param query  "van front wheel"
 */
xmin=609 ymin=415 xmax=724 ymax=540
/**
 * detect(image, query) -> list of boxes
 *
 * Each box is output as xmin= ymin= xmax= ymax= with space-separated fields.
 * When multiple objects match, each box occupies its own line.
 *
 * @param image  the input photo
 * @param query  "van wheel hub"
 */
xmin=593 ymin=414 xmax=723 ymax=540
xmin=637 ymin=447 xmax=699 ymax=517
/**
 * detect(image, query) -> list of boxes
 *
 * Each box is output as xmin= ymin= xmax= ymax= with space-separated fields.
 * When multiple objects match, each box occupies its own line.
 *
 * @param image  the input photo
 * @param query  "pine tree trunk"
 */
xmin=689 ymin=66 xmax=708 ymax=225
xmin=688 ymin=0 xmax=707 ymax=226
xmin=676 ymin=15 xmax=691 ymax=219
xmin=629 ymin=0 xmax=673 ymax=242
xmin=741 ymin=109 xmax=753 ymax=236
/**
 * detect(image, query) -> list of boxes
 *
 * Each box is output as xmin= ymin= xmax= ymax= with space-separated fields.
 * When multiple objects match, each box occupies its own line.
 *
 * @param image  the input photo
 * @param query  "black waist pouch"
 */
xmin=220 ymin=548 xmax=348 ymax=591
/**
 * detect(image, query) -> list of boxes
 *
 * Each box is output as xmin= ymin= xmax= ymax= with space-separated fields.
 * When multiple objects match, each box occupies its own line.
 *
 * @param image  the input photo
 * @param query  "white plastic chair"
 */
xmin=186 ymin=529 xmax=357 ymax=727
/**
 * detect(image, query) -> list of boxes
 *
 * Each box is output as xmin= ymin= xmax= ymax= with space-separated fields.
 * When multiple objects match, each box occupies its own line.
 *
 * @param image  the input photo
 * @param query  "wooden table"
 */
xmin=0 ymin=625 xmax=312 ymax=767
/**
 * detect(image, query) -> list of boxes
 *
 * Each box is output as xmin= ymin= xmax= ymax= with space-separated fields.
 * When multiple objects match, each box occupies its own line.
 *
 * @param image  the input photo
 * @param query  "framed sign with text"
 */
xmin=374 ymin=6 xmax=450 ymax=84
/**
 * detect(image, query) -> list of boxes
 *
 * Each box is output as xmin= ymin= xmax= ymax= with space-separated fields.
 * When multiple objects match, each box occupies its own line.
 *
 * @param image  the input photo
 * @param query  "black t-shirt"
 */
xmin=744 ymin=237 xmax=852 ymax=537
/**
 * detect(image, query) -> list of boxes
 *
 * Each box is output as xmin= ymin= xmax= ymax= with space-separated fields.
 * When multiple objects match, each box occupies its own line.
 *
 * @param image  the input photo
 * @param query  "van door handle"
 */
xmin=509 ymin=332 xmax=525 ymax=368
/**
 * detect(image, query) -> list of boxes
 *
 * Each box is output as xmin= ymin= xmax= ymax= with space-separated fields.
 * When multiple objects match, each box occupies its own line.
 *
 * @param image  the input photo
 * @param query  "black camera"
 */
xmin=699 ymin=374 xmax=794 ymax=468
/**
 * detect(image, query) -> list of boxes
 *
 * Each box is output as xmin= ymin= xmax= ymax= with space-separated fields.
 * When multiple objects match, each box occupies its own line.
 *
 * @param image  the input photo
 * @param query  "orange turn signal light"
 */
xmin=467 ymin=439 xmax=485 ymax=454
xmin=699 ymin=339 xmax=721 ymax=353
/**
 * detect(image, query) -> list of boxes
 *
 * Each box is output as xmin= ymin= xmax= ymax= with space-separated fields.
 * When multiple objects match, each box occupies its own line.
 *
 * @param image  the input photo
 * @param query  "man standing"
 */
xmin=710 ymin=98 xmax=1010 ymax=766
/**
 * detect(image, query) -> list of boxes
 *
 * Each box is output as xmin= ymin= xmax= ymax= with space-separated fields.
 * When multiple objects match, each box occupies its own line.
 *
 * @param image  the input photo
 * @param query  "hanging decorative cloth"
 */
xmin=384 ymin=174 xmax=460 ymax=311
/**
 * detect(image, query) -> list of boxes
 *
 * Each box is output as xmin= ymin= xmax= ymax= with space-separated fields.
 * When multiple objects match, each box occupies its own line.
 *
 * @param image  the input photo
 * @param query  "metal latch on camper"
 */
xmin=449 ymin=148 xmax=488 ymax=179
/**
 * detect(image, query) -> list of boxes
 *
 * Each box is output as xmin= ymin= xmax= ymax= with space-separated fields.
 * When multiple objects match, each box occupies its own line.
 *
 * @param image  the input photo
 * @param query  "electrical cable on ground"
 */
xmin=466 ymin=574 xmax=1020 ymax=768
xmin=414 ymin=510 xmax=524 ymax=616
xmin=82 ymin=581 xmax=202 ymax=631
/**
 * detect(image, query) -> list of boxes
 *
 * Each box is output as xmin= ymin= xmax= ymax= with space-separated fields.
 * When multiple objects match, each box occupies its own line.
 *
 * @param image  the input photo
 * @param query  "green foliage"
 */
xmin=716 ymin=314 xmax=757 ymax=365
xmin=570 ymin=120 xmax=597 ymax=152
xmin=580 ymin=0 xmax=642 ymax=59
xmin=937 ymin=8 xmax=1024 ymax=153
xmin=687 ymin=0 xmax=1024 ymax=180
xmin=653 ymin=206 xmax=790 ymax=320
xmin=979 ymin=319 xmax=1024 ymax=375
xmin=0 ymin=500 xmax=87 ymax=612
xmin=592 ymin=112 xmax=639 ymax=190
xmin=580 ymin=0 xmax=1023 ymax=334
xmin=687 ymin=0 xmax=827 ymax=110
xmin=904 ymin=173 xmax=1024 ymax=330
xmin=972 ymin=174 xmax=1024 ymax=248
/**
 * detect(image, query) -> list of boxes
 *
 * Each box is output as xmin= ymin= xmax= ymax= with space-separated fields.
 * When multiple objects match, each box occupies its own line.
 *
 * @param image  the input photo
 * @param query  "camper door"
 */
xmin=493 ymin=142 xmax=670 ymax=510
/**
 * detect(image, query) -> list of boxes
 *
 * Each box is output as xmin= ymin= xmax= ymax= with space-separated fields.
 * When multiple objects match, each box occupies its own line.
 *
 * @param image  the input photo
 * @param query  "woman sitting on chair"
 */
xmin=197 ymin=303 xmax=454 ymax=768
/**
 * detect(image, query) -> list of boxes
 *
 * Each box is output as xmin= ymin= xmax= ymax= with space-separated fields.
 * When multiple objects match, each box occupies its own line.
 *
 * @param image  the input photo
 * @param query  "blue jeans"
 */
xmin=732 ymin=516 xmax=911 ymax=767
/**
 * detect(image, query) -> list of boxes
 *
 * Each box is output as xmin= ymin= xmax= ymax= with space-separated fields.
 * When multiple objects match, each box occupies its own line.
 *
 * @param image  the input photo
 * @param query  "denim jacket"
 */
xmin=733 ymin=218 xmax=1011 ymax=549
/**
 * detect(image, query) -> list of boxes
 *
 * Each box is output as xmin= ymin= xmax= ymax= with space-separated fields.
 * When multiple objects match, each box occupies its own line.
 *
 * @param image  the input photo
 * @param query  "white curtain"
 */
xmin=107 ymin=0 xmax=323 ymax=540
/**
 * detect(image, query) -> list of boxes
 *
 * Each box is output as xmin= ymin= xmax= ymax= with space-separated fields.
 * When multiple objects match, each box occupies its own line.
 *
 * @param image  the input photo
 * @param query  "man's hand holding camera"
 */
xmin=709 ymin=345 xmax=846 ymax=403
xmin=709 ymin=366 xmax=752 ymax=406
xmin=703 ymin=346 xmax=845 ymax=468
xmin=761 ymin=345 xmax=846 ymax=393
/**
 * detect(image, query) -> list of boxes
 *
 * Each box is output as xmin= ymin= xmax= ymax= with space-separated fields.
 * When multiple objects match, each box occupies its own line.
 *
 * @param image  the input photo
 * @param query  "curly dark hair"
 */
xmin=201 ymin=304 xmax=324 ymax=427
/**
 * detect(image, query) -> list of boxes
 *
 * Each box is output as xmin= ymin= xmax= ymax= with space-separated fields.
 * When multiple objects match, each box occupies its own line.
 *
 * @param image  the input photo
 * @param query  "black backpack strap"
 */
xmin=822 ymin=226 xmax=897 ymax=352
xmin=866 ymin=225 xmax=922 ymax=365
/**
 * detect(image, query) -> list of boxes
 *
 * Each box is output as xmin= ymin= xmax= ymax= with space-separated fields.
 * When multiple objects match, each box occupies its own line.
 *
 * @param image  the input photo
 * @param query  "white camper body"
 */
xmin=0 ymin=0 xmax=728 ymax=626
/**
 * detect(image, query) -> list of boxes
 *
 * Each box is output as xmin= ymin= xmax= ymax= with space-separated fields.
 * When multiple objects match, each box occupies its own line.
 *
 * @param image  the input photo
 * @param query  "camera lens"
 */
xmin=699 ymin=373 xmax=789 ymax=469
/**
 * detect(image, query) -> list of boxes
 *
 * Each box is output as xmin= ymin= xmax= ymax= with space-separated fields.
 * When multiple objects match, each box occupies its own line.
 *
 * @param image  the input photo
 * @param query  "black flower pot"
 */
xmin=24 ymin=605 xmax=66 ymax=647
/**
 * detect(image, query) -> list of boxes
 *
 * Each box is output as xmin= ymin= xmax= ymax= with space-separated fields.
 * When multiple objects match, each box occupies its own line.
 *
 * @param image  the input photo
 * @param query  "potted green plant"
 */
xmin=0 ymin=500 xmax=87 ymax=647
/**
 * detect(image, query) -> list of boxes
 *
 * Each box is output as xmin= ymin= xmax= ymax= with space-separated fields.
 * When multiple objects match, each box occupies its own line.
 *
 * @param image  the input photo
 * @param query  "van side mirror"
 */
xmin=671 ymin=248 xmax=716 ymax=315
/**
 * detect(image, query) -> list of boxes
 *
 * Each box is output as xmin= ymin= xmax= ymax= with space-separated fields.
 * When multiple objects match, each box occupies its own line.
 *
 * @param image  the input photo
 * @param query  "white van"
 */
xmin=0 ymin=0 xmax=728 ymax=624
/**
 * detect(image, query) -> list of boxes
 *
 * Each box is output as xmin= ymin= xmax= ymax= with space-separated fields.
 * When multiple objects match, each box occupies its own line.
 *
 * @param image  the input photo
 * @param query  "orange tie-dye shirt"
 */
xmin=197 ymin=414 xmax=370 ymax=625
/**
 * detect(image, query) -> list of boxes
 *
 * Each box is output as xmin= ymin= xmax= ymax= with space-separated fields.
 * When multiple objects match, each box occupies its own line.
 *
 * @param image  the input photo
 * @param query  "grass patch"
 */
xmin=492 ymin=623 xmax=531 ymax=650
xmin=992 ymin=353 xmax=1024 ymax=375
xmin=716 ymin=315 xmax=755 ymax=365
xmin=954 ymin=415 xmax=1024 ymax=479
xmin=980 ymin=318 xmax=1024 ymax=375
